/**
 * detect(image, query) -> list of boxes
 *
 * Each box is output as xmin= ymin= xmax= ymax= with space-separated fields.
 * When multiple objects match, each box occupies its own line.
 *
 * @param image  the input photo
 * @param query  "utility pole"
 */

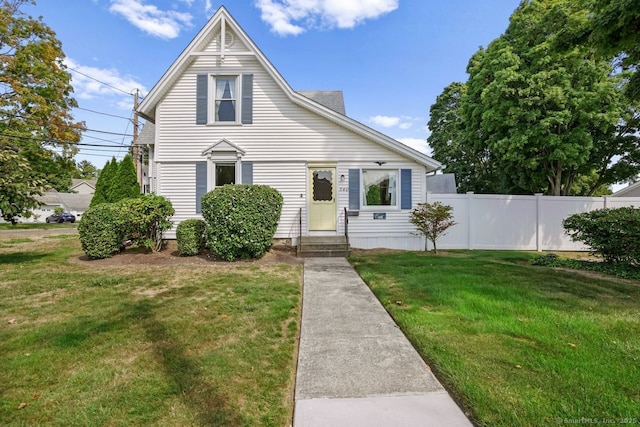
xmin=132 ymin=89 xmax=142 ymax=192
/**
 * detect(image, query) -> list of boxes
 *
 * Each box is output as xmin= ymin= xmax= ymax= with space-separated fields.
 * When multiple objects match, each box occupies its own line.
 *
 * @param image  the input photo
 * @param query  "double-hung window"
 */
xmin=362 ymin=169 xmax=398 ymax=207
xmin=214 ymin=77 xmax=237 ymax=122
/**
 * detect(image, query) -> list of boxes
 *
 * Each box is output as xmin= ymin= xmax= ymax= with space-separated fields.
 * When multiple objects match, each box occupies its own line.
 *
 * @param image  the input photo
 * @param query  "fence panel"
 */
xmin=426 ymin=193 xmax=640 ymax=251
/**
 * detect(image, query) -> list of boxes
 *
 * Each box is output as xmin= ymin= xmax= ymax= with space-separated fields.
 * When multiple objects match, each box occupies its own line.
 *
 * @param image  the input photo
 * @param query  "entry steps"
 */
xmin=297 ymin=236 xmax=351 ymax=258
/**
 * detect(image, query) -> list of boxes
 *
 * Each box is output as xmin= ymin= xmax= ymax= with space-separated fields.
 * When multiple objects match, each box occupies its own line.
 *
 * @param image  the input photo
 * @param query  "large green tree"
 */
xmin=0 ymin=0 xmax=83 ymax=222
xmin=72 ymin=159 xmax=98 ymax=180
xmin=428 ymin=0 xmax=640 ymax=196
xmin=587 ymin=0 xmax=640 ymax=101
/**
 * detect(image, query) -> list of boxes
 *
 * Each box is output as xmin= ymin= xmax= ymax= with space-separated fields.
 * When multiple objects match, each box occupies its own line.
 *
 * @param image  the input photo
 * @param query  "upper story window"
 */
xmin=215 ymin=76 xmax=237 ymax=122
xmin=362 ymin=169 xmax=397 ymax=207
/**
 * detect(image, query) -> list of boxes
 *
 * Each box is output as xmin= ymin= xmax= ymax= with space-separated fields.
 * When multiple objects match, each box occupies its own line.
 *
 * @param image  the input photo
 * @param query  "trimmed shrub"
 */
xmin=78 ymin=203 xmax=127 ymax=259
xmin=176 ymin=219 xmax=206 ymax=256
xmin=79 ymin=195 xmax=174 ymax=259
xmin=119 ymin=195 xmax=175 ymax=252
xmin=201 ymin=185 xmax=283 ymax=261
xmin=563 ymin=207 xmax=640 ymax=265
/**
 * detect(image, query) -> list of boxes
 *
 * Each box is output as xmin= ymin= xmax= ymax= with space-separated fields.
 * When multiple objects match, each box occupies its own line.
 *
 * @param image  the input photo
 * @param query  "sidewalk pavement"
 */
xmin=294 ymin=257 xmax=473 ymax=427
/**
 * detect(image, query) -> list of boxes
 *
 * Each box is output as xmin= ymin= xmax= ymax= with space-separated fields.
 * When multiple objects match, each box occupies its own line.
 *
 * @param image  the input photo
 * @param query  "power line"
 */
xmin=0 ymin=132 xmax=130 ymax=148
xmin=76 ymin=106 xmax=133 ymax=121
xmin=67 ymin=66 xmax=134 ymax=96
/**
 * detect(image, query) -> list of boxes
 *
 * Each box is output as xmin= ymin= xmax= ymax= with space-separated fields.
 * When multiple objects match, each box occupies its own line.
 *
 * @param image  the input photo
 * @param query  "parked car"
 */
xmin=45 ymin=212 xmax=76 ymax=223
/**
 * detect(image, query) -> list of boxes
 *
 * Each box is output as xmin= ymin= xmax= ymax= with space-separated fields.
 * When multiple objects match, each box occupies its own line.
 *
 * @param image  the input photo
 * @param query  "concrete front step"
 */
xmin=298 ymin=236 xmax=350 ymax=258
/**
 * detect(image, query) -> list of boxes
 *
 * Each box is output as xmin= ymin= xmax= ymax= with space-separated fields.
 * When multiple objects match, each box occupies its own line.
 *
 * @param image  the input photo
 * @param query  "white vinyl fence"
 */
xmin=425 ymin=193 xmax=640 ymax=251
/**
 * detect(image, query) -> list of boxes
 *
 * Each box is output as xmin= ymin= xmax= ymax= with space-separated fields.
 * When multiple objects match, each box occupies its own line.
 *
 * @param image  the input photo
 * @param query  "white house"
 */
xmin=137 ymin=6 xmax=443 ymax=250
xmin=69 ymin=179 xmax=97 ymax=195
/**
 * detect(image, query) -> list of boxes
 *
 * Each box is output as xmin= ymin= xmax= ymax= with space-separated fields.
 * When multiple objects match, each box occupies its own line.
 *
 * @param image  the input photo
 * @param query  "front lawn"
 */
xmin=0 ymin=234 xmax=301 ymax=426
xmin=350 ymin=250 xmax=640 ymax=426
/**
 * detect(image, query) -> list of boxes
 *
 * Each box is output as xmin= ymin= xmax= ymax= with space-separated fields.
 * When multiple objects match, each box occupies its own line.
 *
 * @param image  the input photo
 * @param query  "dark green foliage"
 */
xmin=428 ymin=0 xmax=640 ymax=196
xmin=530 ymin=253 xmax=560 ymax=266
xmin=90 ymin=157 xmax=117 ymax=207
xmin=79 ymin=195 xmax=174 ymax=259
xmin=176 ymin=219 xmax=206 ymax=256
xmin=109 ymin=154 xmax=140 ymax=202
xmin=118 ymin=195 xmax=175 ymax=252
xmin=201 ymin=185 xmax=283 ymax=261
xmin=78 ymin=203 xmax=126 ymax=259
xmin=563 ymin=207 xmax=640 ymax=265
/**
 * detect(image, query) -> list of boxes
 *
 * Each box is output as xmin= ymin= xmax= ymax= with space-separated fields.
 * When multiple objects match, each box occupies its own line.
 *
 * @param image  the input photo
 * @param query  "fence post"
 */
xmin=535 ymin=193 xmax=543 ymax=252
xmin=603 ymin=196 xmax=608 ymax=209
xmin=467 ymin=192 xmax=474 ymax=250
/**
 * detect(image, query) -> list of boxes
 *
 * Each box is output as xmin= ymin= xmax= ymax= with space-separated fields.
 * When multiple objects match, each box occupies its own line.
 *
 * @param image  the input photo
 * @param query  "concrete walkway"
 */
xmin=294 ymin=258 xmax=472 ymax=427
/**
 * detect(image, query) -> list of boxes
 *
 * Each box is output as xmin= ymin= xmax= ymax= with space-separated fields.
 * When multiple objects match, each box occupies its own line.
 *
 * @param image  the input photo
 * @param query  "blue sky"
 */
xmin=27 ymin=0 xmax=522 ymax=170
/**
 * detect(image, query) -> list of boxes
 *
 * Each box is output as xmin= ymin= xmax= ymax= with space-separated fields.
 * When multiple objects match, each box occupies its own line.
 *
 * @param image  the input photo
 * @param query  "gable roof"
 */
xmin=612 ymin=180 xmax=640 ymax=197
xmin=134 ymin=122 xmax=155 ymax=146
xmin=70 ymin=179 xmax=96 ymax=190
xmin=296 ymin=91 xmax=345 ymax=115
xmin=137 ymin=6 xmax=442 ymax=171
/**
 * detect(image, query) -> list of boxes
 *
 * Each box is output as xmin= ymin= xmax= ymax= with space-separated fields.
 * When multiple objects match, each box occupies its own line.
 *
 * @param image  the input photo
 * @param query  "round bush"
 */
xmin=78 ymin=203 xmax=126 ymax=259
xmin=563 ymin=207 xmax=640 ymax=265
xmin=201 ymin=185 xmax=283 ymax=261
xmin=176 ymin=219 xmax=206 ymax=256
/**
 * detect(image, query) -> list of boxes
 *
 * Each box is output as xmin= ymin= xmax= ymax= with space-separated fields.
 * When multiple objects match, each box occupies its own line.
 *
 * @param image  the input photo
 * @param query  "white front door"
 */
xmin=308 ymin=167 xmax=336 ymax=231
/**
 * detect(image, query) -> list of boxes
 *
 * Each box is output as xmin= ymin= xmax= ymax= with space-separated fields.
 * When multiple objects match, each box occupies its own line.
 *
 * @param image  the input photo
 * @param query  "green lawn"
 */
xmin=0 ymin=234 xmax=301 ymax=426
xmin=0 ymin=222 xmax=78 ymax=230
xmin=350 ymin=250 xmax=640 ymax=427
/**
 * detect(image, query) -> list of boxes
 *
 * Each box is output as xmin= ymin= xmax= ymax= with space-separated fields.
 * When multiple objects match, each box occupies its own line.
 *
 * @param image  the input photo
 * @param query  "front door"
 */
xmin=308 ymin=167 xmax=337 ymax=230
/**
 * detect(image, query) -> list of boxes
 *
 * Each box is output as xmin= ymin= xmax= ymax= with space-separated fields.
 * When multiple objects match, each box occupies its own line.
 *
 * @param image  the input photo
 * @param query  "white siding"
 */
xmin=152 ymin=34 xmax=430 ymax=248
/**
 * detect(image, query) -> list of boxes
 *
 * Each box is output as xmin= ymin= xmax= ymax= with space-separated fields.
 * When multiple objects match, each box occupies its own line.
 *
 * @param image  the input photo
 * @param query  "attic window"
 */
xmin=218 ymin=31 xmax=234 ymax=48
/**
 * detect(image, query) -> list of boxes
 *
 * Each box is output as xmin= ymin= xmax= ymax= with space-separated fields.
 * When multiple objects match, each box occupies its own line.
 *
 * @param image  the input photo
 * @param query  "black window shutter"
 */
xmin=348 ymin=169 xmax=360 ymax=210
xmin=196 ymin=75 xmax=208 ymax=125
xmin=195 ymin=161 xmax=207 ymax=213
xmin=241 ymin=161 xmax=253 ymax=184
xmin=241 ymin=74 xmax=253 ymax=124
xmin=401 ymin=169 xmax=412 ymax=209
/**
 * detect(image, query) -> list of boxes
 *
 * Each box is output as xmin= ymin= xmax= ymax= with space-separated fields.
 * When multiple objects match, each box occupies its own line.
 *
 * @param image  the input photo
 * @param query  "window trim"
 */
xmin=360 ymin=168 xmax=400 ymax=210
xmin=208 ymin=158 xmax=242 ymax=189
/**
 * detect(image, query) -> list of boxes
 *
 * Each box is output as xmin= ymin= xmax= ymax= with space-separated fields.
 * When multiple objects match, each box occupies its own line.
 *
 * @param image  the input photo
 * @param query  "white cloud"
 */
xmin=369 ymin=114 xmax=422 ymax=130
xmin=205 ymin=0 xmax=213 ymax=14
xmin=396 ymin=138 xmax=433 ymax=156
xmin=255 ymin=0 xmax=399 ymax=36
xmin=109 ymin=0 xmax=192 ymax=39
xmin=65 ymin=58 xmax=147 ymax=110
xmin=370 ymin=115 xmax=401 ymax=127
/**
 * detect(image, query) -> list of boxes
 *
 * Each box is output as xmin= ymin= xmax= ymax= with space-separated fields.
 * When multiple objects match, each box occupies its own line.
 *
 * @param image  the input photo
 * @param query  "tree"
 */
xmin=587 ymin=0 xmax=640 ymax=101
xmin=0 ymin=0 xmax=83 ymax=222
xmin=73 ymin=160 xmax=98 ymax=179
xmin=410 ymin=202 xmax=456 ymax=254
xmin=90 ymin=157 xmax=117 ymax=206
xmin=109 ymin=154 xmax=140 ymax=202
xmin=427 ymin=0 xmax=640 ymax=196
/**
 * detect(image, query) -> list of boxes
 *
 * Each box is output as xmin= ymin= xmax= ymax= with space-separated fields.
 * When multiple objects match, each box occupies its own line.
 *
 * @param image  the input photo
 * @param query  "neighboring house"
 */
xmin=20 ymin=191 xmax=92 ymax=223
xmin=69 ymin=179 xmax=97 ymax=195
xmin=134 ymin=123 xmax=154 ymax=194
xmin=426 ymin=174 xmax=457 ymax=194
xmin=612 ymin=181 xmax=640 ymax=197
xmin=137 ymin=6 xmax=443 ymax=250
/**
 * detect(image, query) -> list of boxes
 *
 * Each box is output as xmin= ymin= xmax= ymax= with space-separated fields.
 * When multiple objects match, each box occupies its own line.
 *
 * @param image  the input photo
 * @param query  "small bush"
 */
xmin=563 ymin=207 xmax=640 ymax=265
xmin=78 ymin=203 xmax=127 ymax=259
xmin=79 ymin=195 xmax=174 ymax=259
xmin=530 ymin=253 xmax=560 ymax=266
xmin=410 ymin=202 xmax=456 ymax=254
xmin=119 ymin=195 xmax=174 ymax=252
xmin=201 ymin=185 xmax=283 ymax=261
xmin=176 ymin=219 xmax=206 ymax=256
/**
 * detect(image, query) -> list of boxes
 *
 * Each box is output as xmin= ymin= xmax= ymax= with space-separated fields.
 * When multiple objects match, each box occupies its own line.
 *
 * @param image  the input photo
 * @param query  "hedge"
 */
xmin=79 ymin=195 xmax=174 ymax=259
xmin=201 ymin=185 xmax=283 ymax=261
xmin=176 ymin=219 xmax=206 ymax=256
